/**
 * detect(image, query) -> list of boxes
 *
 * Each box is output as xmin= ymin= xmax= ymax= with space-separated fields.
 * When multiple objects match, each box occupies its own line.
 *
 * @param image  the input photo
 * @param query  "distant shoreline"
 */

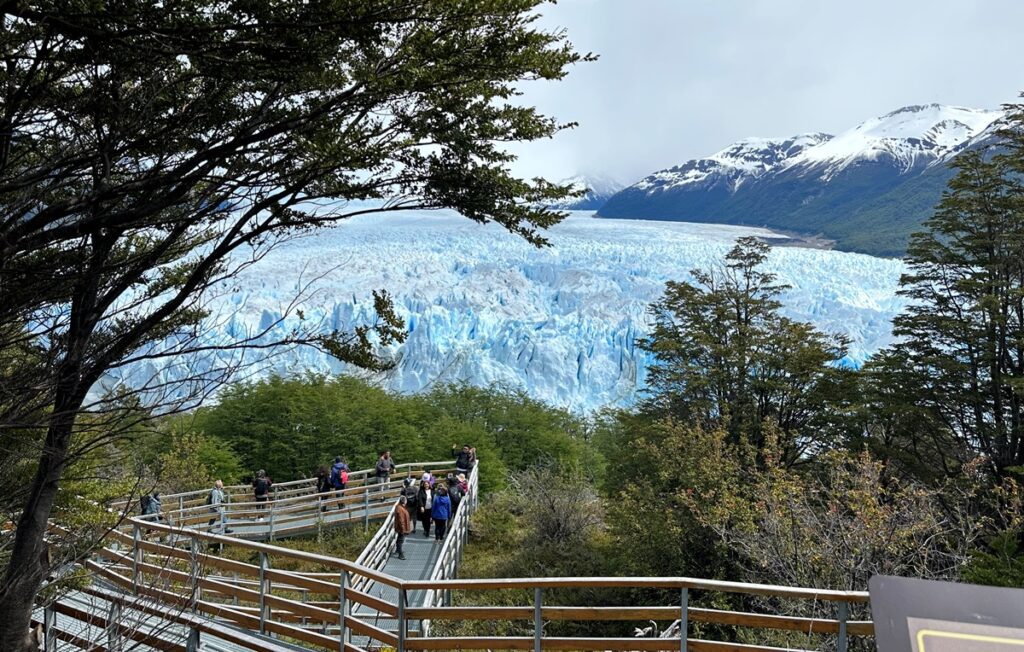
xmin=758 ymin=229 xmax=836 ymax=251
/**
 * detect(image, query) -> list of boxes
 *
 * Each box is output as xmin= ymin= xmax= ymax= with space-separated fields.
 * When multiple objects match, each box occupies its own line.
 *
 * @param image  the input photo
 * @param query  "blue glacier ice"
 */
xmin=106 ymin=211 xmax=907 ymax=412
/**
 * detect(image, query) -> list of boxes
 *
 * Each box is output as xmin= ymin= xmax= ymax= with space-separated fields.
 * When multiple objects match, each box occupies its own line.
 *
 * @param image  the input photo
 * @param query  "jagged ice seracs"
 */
xmin=107 ymin=211 xmax=907 ymax=412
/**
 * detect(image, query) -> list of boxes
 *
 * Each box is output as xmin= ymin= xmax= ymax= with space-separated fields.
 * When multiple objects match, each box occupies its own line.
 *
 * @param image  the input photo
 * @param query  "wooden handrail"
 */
xmin=80 ymin=459 xmax=875 ymax=652
xmin=402 ymin=576 xmax=868 ymax=602
xmin=116 ymin=460 xmax=456 ymax=508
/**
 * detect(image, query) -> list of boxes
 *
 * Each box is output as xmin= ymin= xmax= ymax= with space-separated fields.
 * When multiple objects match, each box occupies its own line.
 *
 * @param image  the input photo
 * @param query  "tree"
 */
xmin=884 ymin=102 xmax=1024 ymax=477
xmin=640 ymin=237 xmax=851 ymax=462
xmin=0 ymin=2 xmax=589 ymax=646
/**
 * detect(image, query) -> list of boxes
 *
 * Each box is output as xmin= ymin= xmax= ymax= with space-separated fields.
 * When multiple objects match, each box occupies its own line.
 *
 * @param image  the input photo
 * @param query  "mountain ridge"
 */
xmin=597 ymin=104 xmax=1004 ymax=256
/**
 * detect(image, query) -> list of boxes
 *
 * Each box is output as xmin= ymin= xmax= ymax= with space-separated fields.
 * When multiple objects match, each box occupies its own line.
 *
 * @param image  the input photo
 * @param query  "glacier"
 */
xmin=107 ymin=210 xmax=907 ymax=413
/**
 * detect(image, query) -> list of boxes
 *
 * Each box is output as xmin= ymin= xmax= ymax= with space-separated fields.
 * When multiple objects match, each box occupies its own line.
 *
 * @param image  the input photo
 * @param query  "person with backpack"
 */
xmin=253 ymin=469 xmax=272 ymax=520
xmin=140 ymin=492 xmax=161 ymax=522
xmin=416 ymin=479 xmax=433 ymax=537
xmin=446 ymin=474 xmax=463 ymax=515
xmin=401 ymin=477 xmax=420 ymax=533
xmin=393 ymin=495 xmax=413 ymax=560
xmin=431 ymin=484 xmax=452 ymax=543
xmin=207 ymin=480 xmax=233 ymax=534
xmin=330 ymin=456 xmax=349 ymax=508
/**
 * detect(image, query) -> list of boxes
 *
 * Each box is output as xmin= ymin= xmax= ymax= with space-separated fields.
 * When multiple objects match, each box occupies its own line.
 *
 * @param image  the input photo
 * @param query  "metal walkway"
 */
xmin=42 ymin=460 xmax=478 ymax=650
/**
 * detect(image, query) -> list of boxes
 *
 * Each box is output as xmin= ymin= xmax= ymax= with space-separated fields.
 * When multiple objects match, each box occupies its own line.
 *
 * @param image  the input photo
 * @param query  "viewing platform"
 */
xmin=39 ymin=460 xmax=872 ymax=651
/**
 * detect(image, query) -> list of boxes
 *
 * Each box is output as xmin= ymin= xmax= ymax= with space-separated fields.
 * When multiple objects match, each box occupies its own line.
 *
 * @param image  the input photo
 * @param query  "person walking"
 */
xmin=394 ymin=495 xmax=413 ymax=560
xmin=446 ymin=474 xmax=463 ymax=515
xmin=253 ymin=469 xmax=272 ymax=520
xmin=452 ymin=444 xmax=473 ymax=475
xmin=431 ymin=484 xmax=452 ymax=543
xmin=140 ymin=491 xmax=161 ymax=521
xmin=330 ymin=456 xmax=349 ymax=508
xmin=315 ymin=464 xmax=331 ymax=511
xmin=376 ymin=451 xmax=395 ymax=496
xmin=416 ymin=480 xmax=433 ymax=537
xmin=316 ymin=464 xmax=331 ymax=493
xmin=207 ymin=480 xmax=233 ymax=534
xmin=401 ymin=477 xmax=420 ymax=533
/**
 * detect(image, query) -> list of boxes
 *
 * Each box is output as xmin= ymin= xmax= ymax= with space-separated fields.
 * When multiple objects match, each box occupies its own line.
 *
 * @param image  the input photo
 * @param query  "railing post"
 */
xmin=258 ymin=551 xmax=271 ymax=635
xmin=185 ymin=627 xmax=200 ymax=652
xmin=533 ymin=587 xmax=543 ymax=652
xmin=680 ymin=587 xmax=688 ymax=652
xmin=43 ymin=605 xmax=56 ymax=652
xmin=339 ymin=570 xmax=350 ymax=650
xmin=131 ymin=523 xmax=142 ymax=592
xmin=106 ymin=601 xmax=121 ymax=651
xmin=189 ymin=537 xmax=201 ymax=612
xmin=363 ymin=489 xmax=369 ymax=532
xmin=268 ymin=503 xmax=276 ymax=542
xmin=837 ymin=601 xmax=849 ymax=652
xmin=398 ymin=586 xmax=407 ymax=652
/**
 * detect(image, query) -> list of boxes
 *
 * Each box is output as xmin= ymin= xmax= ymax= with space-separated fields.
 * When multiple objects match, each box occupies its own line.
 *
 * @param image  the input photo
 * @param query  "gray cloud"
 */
xmin=509 ymin=0 xmax=1024 ymax=184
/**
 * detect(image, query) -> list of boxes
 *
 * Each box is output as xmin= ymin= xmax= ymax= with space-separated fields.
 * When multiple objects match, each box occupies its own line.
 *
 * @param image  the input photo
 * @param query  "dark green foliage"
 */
xmin=0 ymin=2 xmax=588 ymax=645
xmin=639 ymin=237 xmax=852 ymax=462
xmin=963 ymin=530 xmax=1024 ymax=588
xmin=193 ymin=376 xmax=594 ymax=492
xmin=875 ymin=105 xmax=1024 ymax=476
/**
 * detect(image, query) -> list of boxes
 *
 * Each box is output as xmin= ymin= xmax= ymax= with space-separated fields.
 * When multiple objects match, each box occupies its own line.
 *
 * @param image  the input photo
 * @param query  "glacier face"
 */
xmin=109 ymin=211 xmax=907 ymax=413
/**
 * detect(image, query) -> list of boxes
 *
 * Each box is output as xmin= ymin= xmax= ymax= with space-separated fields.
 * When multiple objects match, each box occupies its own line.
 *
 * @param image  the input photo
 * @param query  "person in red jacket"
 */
xmin=394 ymin=495 xmax=413 ymax=560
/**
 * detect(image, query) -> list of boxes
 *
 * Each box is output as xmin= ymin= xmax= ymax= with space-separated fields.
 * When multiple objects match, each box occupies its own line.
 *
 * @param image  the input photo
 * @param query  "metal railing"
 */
xmin=56 ymin=460 xmax=874 ymax=651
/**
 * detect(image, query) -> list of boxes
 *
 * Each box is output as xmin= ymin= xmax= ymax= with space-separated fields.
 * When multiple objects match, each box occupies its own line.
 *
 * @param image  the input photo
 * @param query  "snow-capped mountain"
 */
xmin=634 ymin=133 xmax=832 ymax=193
xmin=787 ymin=104 xmax=1000 ymax=178
xmin=599 ymin=104 xmax=1004 ymax=256
xmin=104 ymin=211 xmax=906 ymax=413
xmin=549 ymin=174 xmax=624 ymax=210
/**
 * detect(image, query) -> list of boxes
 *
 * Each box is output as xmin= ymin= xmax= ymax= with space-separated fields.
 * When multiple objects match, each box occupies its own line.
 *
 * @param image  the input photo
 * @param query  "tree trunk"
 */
xmin=0 ymin=400 xmax=77 ymax=651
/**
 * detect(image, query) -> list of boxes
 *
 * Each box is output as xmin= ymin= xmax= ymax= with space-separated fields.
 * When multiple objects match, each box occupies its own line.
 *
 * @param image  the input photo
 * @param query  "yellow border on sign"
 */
xmin=917 ymin=628 xmax=1024 ymax=650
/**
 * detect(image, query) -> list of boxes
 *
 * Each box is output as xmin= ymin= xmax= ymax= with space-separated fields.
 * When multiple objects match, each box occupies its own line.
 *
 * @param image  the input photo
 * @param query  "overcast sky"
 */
xmin=508 ymin=0 xmax=1024 ymax=184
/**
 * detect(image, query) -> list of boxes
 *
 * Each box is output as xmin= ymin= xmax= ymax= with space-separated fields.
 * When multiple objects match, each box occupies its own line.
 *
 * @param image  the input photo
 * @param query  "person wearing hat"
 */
xmin=456 ymin=473 xmax=469 ymax=496
xmin=446 ymin=474 xmax=463 ymax=515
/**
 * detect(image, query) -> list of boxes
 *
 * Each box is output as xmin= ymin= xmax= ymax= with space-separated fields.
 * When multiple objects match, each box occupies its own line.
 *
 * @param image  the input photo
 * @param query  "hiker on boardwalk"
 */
xmin=452 ymin=444 xmax=474 ymax=475
xmin=207 ymin=480 xmax=233 ymax=534
xmin=402 ymin=477 xmax=420 ymax=533
xmin=446 ymin=474 xmax=463 ymax=515
xmin=330 ymin=456 xmax=350 ymax=508
xmin=394 ymin=495 xmax=413 ymax=560
xmin=431 ymin=484 xmax=452 ymax=542
xmin=417 ymin=479 xmax=433 ymax=537
xmin=315 ymin=464 xmax=332 ymax=511
xmin=376 ymin=451 xmax=395 ymax=493
xmin=421 ymin=469 xmax=436 ymax=489
xmin=140 ymin=491 xmax=161 ymax=522
xmin=253 ymin=469 xmax=272 ymax=518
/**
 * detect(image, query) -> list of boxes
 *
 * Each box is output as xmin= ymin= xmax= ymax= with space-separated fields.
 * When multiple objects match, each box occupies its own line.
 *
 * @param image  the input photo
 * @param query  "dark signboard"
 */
xmin=870 ymin=575 xmax=1024 ymax=651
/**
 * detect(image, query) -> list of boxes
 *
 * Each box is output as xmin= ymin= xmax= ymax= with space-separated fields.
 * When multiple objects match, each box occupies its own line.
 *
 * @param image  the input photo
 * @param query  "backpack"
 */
xmin=205 ymin=490 xmax=215 ymax=506
xmin=139 ymin=494 xmax=152 ymax=514
xmin=255 ymin=478 xmax=269 ymax=496
xmin=341 ymin=469 xmax=349 ymax=484
xmin=329 ymin=467 xmax=341 ymax=488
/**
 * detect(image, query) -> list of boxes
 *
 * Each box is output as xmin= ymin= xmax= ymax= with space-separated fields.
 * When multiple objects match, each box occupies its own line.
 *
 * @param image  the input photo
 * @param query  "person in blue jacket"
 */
xmin=431 ymin=484 xmax=452 ymax=543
